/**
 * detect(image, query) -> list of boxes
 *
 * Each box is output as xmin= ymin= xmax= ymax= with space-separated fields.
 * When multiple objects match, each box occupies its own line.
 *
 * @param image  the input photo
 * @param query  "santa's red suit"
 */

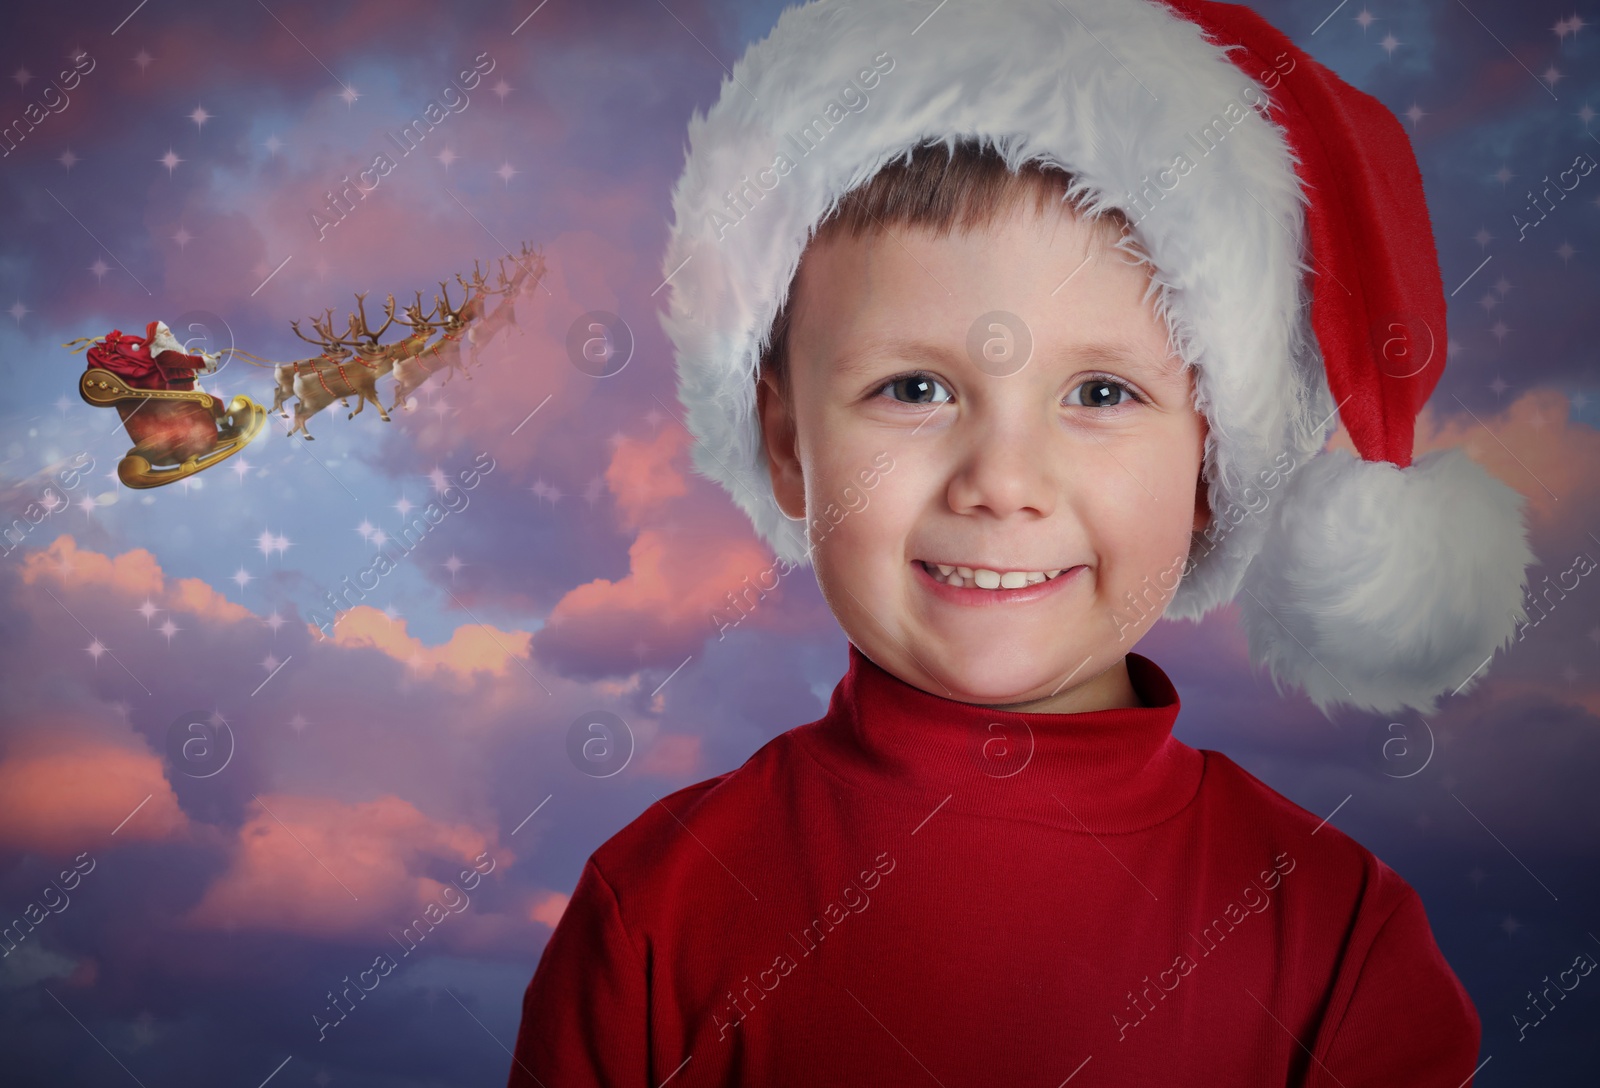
xmin=86 ymin=320 xmax=216 ymax=392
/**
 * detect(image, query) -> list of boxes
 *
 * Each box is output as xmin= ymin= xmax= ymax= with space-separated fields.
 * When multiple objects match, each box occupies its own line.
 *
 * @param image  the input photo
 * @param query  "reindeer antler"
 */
xmin=293 ymin=306 xmax=351 ymax=348
xmin=351 ymin=291 xmax=396 ymax=342
xmin=395 ymin=289 xmax=439 ymax=328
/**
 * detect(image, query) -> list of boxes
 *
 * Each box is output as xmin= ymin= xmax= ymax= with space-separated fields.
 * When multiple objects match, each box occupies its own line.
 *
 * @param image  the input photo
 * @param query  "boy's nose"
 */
xmin=943 ymin=411 xmax=1059 ymax=520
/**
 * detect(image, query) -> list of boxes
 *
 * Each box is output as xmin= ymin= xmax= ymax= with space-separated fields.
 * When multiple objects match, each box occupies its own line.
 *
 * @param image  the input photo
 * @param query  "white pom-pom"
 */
xmin=1235 ymin=446 xmax=1535 ymax=718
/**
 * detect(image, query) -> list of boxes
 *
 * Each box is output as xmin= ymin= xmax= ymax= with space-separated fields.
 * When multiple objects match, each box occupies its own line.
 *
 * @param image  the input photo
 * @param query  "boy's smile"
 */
xmin=758 ymin=197 xmax=1211 ymax=714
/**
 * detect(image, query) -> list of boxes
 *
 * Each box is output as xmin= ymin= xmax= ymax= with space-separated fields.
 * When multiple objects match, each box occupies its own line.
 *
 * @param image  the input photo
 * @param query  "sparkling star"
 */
xmin=1493 ymin=276 xmax=1512 ymax=298
xmin=394 ymin=496 xmax=414 ymax=517
xmin=1556 ymin=241 xmax=1576 ymax=263
xmin=172 ymin=226 xmax=194 ymax=249
xmin=436 ymin=146 xmax=458 ymax=169
xmin=159 ymin=148 xmax=183 ymax=175
xmin=443 ymin=555 xmax=465 ymax=578
xmin=1403 ymin=103 xmax=1427 ymax=129
xmin=231 ymin=456 xmax=251 ymax=482
xmin=264 ymin=134 xmax=283 ymax=155
xmin=133 ymin=50 xmax=152 ymax=72
xmin=371 ymin=529 xmax=388 ymax=548
xmin=288 ymin=713 xmax=309 ymax=733
xmin=1489 ymin=321 xmax=1511 ymax=343
xmin=338 ymin=83 xmax=361 ymax=106
xmin=136 ymin=598 xmax=162 ymax=622
xmin=86 ymin=639 xmax=108 ymax=662
xmin=1478 ymin=291 xmax=1499 ymax=313
xmin=428 ymin=466 xmax=450 ymax=493
xmin=231 ymin=567 xmax=254 ymax=590
xmin=530 ymin=479 xmax=563 ymax=504
xmin=493 ymin=78 xmax=511 ymax=101
xmin=1379 ymin=33 xmax=1401 ymax=56
xmin=1489 ymin=375 xmax=1509 ymax=397
xmin=1355 ymin=8 xmax=1376 ymax=31
xmin=1493 ymin=165 xmax=1514 ymax=186
xmin=255 ymin=529 xmax=291 ymax=558
xmin=157 ymin=617 xmax=182 ymax=643
xmin=188 ymin=104 xmax=211 ymax=130
xmin=1543 ymin=65 xmax=1564 ymax=88
xmin=12 ymin=67 xmax=31 ymax=89
xmin=261 ymin=653 xmax=282 ymax=673
xmin=264 ymin=610 xmax=287 ymax=633
xmin=1473 ymin=227 xmax=1493 ymax=248
xmin=59 ymin=149 xmax=77 ymax=170
xmin=356 ymin=518 xmax=376 ymax=542
xmin=644 ymin=407 xmax=665 ymax=429
xmin=495 ymin=161 xmax=518 ymax=185
xmin=8 ymin=300 xmax=28 ymax=323
xmin=89 ymin=257 xmax=110 ymax=282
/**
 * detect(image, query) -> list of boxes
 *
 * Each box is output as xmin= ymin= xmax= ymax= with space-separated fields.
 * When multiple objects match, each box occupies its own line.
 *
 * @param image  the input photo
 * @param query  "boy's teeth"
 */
xmin=920 ymin=560 xmax=1066 ymax=589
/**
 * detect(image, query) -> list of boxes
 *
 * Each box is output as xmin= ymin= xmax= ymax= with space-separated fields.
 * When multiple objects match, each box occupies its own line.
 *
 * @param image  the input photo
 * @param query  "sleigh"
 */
xmin=75 ymin=323 xmax=267 ymax=489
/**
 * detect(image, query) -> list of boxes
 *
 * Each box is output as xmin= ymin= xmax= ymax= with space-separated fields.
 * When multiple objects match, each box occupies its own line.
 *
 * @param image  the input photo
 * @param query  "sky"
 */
xmin=0 ymin=0 xmax=1597 ymax=1083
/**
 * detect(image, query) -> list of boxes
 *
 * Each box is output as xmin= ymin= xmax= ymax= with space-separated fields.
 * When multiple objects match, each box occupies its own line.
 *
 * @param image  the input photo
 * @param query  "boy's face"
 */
xmin=757 ymin=198 xmax=1210 ymax=711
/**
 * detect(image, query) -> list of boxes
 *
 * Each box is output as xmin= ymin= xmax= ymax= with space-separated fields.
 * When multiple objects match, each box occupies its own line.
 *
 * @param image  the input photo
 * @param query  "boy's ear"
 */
xmin=1192 ymin=472 xmax=1212 ymax=534
xmin=756 ymin=372 xmax=807 ymax=521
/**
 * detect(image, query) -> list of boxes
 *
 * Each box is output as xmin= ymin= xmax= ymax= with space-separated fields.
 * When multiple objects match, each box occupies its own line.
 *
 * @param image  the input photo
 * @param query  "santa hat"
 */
xmin=659 ymin=0 xmax=1535 ymax=718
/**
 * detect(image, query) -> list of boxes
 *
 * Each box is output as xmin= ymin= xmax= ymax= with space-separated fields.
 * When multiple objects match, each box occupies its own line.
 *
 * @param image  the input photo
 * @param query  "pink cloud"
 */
xmin=0 ymin=732 xmax=187 ymax=853
xmin=607 ymin=426 xmax=693 ymax=528
xmin=315 ymin=604 xmax=534 ymax=683
xmin=19 ymin=535 xmax=253 ymax=625
xmin=638 ymin=732 xmax=702 ymax=778
xmin=185 ymin=792 xmax=509 ymax=941
xmin=528 ymin=891 xmax=569 ymax=929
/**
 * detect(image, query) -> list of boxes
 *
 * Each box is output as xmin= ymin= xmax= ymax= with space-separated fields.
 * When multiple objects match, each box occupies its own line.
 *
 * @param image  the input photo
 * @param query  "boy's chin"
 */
xmin=904 ymin=644 xmax=1090 ymax=705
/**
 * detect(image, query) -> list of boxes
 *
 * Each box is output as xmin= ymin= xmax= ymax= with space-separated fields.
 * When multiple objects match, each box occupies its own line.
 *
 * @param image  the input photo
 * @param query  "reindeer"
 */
xmin=279 ymin=307 xmax=354 ymax=416
xmin=281 ymin=297 xmax=395 ymax=440
xmin=385 ymin=291 xmax=448 ymax=413
xmin=331 ymin=292 xmax=401 ymax=422
xmin=393 ymin=279 xmax=474 ymax=397
xmin=467 ymin=245 xmax=546 ymax=363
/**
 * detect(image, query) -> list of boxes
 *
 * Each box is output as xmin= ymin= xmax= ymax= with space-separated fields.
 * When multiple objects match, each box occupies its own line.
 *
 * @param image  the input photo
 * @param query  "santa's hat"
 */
xmin=659 ymin=0 xmax=1535 ymax=718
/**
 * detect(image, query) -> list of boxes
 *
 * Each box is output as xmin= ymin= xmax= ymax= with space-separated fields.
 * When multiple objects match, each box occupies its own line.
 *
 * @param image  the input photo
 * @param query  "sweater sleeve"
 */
xmin=506 ymin=858 xmax=650 ymax=1088
xmin=1308 ymin=885 xmax=1482 ymax=1087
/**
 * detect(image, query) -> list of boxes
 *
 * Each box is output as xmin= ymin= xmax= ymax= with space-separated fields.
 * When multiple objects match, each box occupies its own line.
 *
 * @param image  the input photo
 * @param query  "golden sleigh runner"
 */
xmin=71 ymin=321 xmax=267 ymax=489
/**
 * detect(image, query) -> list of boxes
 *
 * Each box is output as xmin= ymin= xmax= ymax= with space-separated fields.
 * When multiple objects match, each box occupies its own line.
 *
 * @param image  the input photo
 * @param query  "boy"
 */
xmin=509 ymin=0 xmax=1533 ymax=1083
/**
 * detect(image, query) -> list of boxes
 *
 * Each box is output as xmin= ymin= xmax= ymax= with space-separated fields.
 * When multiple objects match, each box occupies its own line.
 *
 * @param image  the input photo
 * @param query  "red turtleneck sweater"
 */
xmin=507 ymin=645 xmax=1480 ymax=1086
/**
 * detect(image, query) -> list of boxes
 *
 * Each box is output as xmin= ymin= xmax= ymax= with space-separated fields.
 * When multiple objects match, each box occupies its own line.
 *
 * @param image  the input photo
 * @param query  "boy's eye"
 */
xmin=1071 ymin=376 xmax=1140 ymax=409
xmin=876 ymin=373 xmax=953 ymax=406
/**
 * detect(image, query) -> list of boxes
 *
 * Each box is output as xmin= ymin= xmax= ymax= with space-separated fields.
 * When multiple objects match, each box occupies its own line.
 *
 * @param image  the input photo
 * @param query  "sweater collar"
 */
xmin=800 ymin=642 xmax=1205 ymax=835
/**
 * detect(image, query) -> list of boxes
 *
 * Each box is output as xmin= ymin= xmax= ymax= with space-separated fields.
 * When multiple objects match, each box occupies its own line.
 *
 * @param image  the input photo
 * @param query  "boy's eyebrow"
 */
xmin=833 ymin=336 xmax=1181 ymax=378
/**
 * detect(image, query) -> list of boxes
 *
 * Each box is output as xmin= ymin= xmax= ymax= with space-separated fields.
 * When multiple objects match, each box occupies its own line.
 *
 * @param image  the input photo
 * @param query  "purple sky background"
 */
xmin=1 ymin=0 xmax=1597 ymax=1084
